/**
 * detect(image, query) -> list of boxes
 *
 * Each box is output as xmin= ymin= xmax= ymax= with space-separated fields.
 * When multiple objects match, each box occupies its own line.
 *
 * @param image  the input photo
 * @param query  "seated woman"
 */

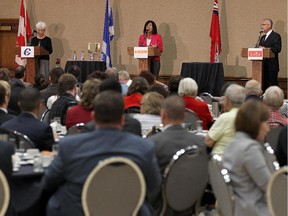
xmin=223 ymin=100 xmax=272 ymax=216
xmin=132 ymin=92 xmax=164 ymax=136
xmin=178 ymin=77 xmax=213 ymax=130
xmin=65 ymin=79 xmax=101 ymax=129
xmin=124 ymin=77 xmax=149 ymax=113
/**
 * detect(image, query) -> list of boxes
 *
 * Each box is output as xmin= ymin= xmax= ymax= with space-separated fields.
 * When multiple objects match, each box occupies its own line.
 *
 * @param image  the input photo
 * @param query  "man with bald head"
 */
xmin=244 ymin=79 xmax=262 ymax=101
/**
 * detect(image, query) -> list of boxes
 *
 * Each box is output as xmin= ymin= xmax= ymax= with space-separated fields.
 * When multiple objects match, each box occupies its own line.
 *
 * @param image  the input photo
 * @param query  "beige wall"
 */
xmin=1 ymin=0 xmax=287 ymax=77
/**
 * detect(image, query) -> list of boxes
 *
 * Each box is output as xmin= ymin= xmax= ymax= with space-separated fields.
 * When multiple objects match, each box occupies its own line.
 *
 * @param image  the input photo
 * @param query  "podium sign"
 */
xmin=134 ymin=47 xmax=148 ymax=59
xmin=248 ymin=48 xmax=263 ymax=60
xmin=21 ymin=46 xmax=35 ymax=58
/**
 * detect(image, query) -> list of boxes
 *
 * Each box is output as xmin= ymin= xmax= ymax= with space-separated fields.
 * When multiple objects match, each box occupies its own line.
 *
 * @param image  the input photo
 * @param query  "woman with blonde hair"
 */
xmin=132 ymin=92 xmax=164 ymax=136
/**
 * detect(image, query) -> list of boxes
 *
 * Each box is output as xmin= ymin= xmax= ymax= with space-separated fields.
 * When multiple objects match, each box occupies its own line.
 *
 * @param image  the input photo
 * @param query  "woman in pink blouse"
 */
xmin=138 ymin=20 xmax=163 ymax=79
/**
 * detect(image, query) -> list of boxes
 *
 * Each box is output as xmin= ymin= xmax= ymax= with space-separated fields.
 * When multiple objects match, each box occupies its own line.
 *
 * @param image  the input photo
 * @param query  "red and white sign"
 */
xmin=134 ymin=47 xmax=148 ymax=59
xmin=248 ymin=48 xmax=263 ymax=60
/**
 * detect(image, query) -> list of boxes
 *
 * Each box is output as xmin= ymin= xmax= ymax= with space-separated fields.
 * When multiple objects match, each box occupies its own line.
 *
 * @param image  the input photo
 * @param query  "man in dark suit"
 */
xmin=40 ymin=67 xmax=64 ymax=105
xmin=259 ymin=18 xmax=282 ymax=92
xmin=0 ymin=81 xmax=15 ymax=125
xmin=44 ymin=91 xmax=161 ymax=216
xmin=149 ymin=95 xmax=206 ymax=174
xmin=2 ymin=88 xmax=54 ymax=151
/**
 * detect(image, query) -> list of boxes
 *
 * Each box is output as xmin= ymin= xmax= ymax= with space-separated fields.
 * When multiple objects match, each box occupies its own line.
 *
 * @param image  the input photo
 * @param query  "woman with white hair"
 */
xmin=178 ymin=77 xmax=213 ymax=130
xmin=31 ymin=21 xmax=53 ymax=82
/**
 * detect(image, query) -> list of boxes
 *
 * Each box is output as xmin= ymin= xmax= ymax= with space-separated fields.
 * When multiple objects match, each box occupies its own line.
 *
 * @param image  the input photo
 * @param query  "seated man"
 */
xmin=2 ymin=88 xmax=54 ymax=151
xmin=205 ymin=84 xmax=246 ymax=156
xmin=48 ymin=73 xmax=78 ymax=125
xmin=44 ymin=91 xmax=162 ymax=216
xmin=0 ymin=81 xmax=15 ymax=125
xmin=244 ymin=79 xmax=262 ymax=101
xmin=149 ymin=95 xmax=206 ymax=173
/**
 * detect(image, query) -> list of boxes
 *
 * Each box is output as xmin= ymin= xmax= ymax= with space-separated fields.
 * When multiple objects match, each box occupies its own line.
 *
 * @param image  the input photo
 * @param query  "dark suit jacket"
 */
xmin=85 ymin=114 xmax=142 ymax=136
xmin=260 ymin=31 xmax=282 ymax=72
xmin=0 ymin=109 xmax=16 ymax=125
xmin=44 ymin=129 xmax=161 ymax=216
xmin=40 ymin=83 xmax=59 ymax=105
xmin=1 ymin=112 xmax=54 ymax=151
xmin=0 ymin=140 xmax=14 ymax=179
xmin=149 ymin=124 xmax=206 ymax=174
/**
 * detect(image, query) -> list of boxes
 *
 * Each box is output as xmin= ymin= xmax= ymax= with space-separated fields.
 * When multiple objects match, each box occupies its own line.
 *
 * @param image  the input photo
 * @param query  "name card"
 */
xmin=21 ymin=46 xmax=34 ymax=58
xmin=134 ymin=47 xmax=148 ymax=59
xmin=248 ymin=48 xmax=263 ymax=60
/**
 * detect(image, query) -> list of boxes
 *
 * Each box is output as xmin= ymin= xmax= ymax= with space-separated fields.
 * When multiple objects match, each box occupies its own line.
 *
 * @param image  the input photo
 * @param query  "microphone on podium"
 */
xmin=255 ymin=30 xmax=264 ymax=48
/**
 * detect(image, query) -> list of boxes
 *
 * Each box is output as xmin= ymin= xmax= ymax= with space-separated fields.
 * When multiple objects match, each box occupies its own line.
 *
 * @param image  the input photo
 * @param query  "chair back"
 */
xmin=208 ymin=155 xmax=234 ymax=216
xmin=184 ymin=108 xmax=200 ymax=130
xmin=41 ymin=109 xmax=50 ymax=124
xmin=0 ymin=127 xmax=35 ymax=150
xmin=199 ymin=92 xmax=213 ymax=105
xmin=160 ymin=145 xmax=208 ymax=215
xmin=82 ymin=157 xmax=146 ymax=216
xmin=0 ymin=170 xmax=10 ymax=216
xmin=263 ymin=143 xmax=280 ymax=173
xmin=265 ymin=125 xmax=284 ymax=151
xmin=267 ymin=166 xmax=288 ymax=216
xmin=66 ymin=123 xmax=89 ymax=135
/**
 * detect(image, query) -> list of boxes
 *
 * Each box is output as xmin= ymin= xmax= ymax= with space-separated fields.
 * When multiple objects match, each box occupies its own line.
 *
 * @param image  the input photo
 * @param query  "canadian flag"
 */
xmin=15 ymin=0 xmax=32 ymax=66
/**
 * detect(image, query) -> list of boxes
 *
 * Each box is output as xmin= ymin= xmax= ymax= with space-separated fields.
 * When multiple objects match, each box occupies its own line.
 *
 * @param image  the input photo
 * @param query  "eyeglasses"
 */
xmin=261 ymin=24 xmax=270 ymax=26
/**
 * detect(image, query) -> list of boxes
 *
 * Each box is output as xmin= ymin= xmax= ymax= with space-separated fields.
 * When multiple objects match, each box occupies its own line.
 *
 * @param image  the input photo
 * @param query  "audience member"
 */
xmin=167 ymin=75 xmax=183 ymax=95
xmin=263 ymin=86 xmax=288 ymax=126
xmin=223 ymin=100 xmax=272 ymax=216
xmin=147 ymin=83 xmax=167 ymax=98
xmin=49 ymin=74 xmax=78 ymax=125
xmin=178 ymin=77 xmax=214 ymax=130
xmin=124 ymin=77 xmax=149 ymax=113
xmin=33 ymin=73 xmax=48 ymax=91
xmin=66 ymin=64 xmax=81 ymax=82
xmin=118 ymin=70 xmax=132 ymax=86
xmin=244 ymin=79 xmax=262 ymax=101
xmin=40 ymin=67 xmax=64 ymax=105
xmin=8 ymin=66 xmax=29 ymax=115
xmin=205 ymin=84 xmax=246 ymax=155
xmin=87 ymin=70 xmax=108 ymax=81
xmin=0 ymin=81 xmax=15 ymax=125
xmin=139 ymin=70 xmax=168 ymax=92
xmin=65 ymin=79 xmax=101 ymax=129
xmin=0 ymin=68 xmax=11 ymax=82
xmin=149 ymin=95 xmax=206 ymax=173
xmin=279 ymin=102 xmax=288 ymax=117
xmin=132 ymin=92 xmax=164 ymax=136
xmin=44 ymin=91 xmax=161 ymax=216
xmin=2 ymin=88 xmax=54 ymax=151
xmin=275 ymin=126 xmax=287 ymax=166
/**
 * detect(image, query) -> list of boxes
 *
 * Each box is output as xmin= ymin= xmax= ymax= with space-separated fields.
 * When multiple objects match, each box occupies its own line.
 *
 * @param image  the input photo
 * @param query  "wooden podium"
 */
xmin=15 ymin=46 xmax=49 ymax=84
xmin=127 ymin=47 xmax=161 ymax=72
xmin=241 ymin=48 xmax=274 ymax=85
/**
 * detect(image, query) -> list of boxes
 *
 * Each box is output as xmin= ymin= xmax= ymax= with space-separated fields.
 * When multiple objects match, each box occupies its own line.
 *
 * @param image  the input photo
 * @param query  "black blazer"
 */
xmin=0 ymin=109 xmax=16 ymax=125
xmin=260 ymin=31 xmax=282 ymax=72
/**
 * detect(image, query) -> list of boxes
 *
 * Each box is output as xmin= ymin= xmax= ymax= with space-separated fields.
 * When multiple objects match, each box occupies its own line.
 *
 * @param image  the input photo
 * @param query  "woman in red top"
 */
xmin=138 ymin=20 xmax=163 ymax=79
xmin=124 ymin=77 xmax=149 ymax=113
xmin=178 ymin=78 xmax=214 ymax=130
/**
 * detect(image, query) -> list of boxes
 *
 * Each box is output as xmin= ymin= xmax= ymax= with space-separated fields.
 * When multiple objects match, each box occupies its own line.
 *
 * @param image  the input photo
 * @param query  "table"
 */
xmin=11 ymin=165 xmax=45 ymax=216
xmin=180 ymin=62 xmax=224 ymax=96
xmin=65 ymin=60 xmax=106 ymax=82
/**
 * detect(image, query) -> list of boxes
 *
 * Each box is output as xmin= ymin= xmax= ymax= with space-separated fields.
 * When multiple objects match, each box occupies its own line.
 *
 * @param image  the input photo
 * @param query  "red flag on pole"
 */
xmin=15 ymin=0 xmax=32 ymax=66
xmin=209 ymin=0 xmax=222 ymax=62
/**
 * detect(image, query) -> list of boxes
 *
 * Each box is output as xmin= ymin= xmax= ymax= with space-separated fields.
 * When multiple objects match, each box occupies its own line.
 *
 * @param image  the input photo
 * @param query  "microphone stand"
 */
xmin=255 ymin=31 xmax=263 ymax=48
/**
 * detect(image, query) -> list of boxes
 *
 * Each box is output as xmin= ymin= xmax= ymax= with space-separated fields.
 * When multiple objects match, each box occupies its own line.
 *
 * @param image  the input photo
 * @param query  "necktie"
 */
xmin=260 ymin=35 xmax=266 ymax=46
